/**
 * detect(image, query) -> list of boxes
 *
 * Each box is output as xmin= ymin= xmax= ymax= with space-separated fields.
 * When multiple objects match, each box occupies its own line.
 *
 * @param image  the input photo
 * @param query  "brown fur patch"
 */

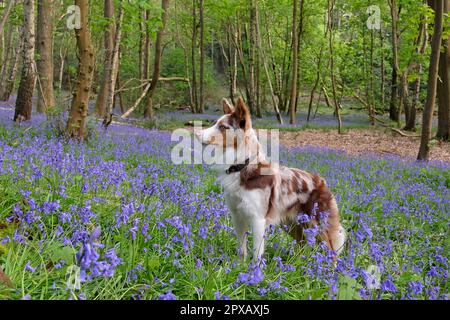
xmin=240 ymin=163 xmax=275 ymax=190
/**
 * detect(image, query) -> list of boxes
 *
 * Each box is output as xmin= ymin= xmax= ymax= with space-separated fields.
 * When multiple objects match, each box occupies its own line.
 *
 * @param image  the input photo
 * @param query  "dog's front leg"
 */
xmin=251 ymin=217 xmax=266 ymax=262
xmin=231 ymin=214 xmax=248 ymax=260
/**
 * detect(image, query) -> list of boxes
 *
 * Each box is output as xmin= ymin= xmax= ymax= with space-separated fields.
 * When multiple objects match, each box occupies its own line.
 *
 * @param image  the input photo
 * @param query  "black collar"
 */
xmin=226 ymin=158 xmax=250 ymax=174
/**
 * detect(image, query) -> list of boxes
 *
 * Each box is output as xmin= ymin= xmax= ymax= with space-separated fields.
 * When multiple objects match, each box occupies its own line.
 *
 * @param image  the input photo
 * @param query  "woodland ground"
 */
xmin=0 ymin=98 xmax=449 ymax=300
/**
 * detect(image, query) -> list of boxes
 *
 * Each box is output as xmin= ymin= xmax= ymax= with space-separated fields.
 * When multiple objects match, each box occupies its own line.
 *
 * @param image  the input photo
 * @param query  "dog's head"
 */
xmin=195 ymin=97 xmax=253 ymax=146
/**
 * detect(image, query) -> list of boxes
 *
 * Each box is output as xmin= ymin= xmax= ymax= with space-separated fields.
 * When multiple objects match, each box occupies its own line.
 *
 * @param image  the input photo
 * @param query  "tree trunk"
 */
xmin=66 ymin=0 xmax=95 ymax=139
xmin=191 ymin=0 xmax=198 ymax=113
xmin=94 ymin=0 xmax=115 ymax=117
xmin=58 ymin=41 xmax=67 ymax=92
xmin=103 ymin=1 xmax=123 ymax=128
xmin=294 ymin=0 xmax=305 ymax=113
xmin=369 ymin=29 xmax=375 ymax=125
xmin=327 ymin=0 xmax=342 ymax=133
xmin=418 ymin=0 xmax=444 ymax=160
xmin=405 ymin=21 xmax=428 ymax=131
xmin=36 ymin=0 xmax=56 ymax=113
xmin=249 ymin=0 xmax=261 ymax=117
xmin=307 ymin=46 xmax=324 ymax=122
xmin=0 ymin=25 xmax=14 ymax=94
xmin=400 ymin=72 xmax=410 ymax=128
xmin=226 ymin=23 xmax=237 ymax=104
xmin=14 ymin=0 xmax=36 ymax=122
xmin=232 ymin=15 xmax=252 ymax=110
xmin=281 ymin=19 xmax=292 ymax=113
xmin=199 ymin=0 xmax=205 ymax=113
xmin=436 ymin=0 xmax=450 ymax=140
xmin=116 ymin=69 xmax=125 ymax=114
xmin=143 ymin=0 xmax=170 ymax=120
xmin=0 ymin=28 xmax=20 ymax=101
xmin=288 ymin=0 xmax=299 ymax=124
xmin=389 ymin=0 xmax=400 ymax=122
xmin=0 ymin=0 xmax=15 ymax=49
xmin=380 ymin=28 xmax=385 ymax=111
xmin=255 ymin=4 xmax=283 ymax=124
xmin=139 ymin=10 xmax=150 ymax=90
xmin=264 ymin=13 xmax=283 ymax=108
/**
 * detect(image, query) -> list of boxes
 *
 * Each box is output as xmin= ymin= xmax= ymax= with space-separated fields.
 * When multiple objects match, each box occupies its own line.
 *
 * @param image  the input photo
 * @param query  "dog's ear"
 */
xmin=222 ymin=98 xmax=234 ymax=114
xmin=234 ymin=97 xmax=251 ymax=130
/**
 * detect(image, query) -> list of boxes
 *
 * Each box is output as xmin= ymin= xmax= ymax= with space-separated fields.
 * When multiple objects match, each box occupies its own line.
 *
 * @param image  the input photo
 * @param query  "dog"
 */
xmin=195 ymin=97 xmax=346 ymax=262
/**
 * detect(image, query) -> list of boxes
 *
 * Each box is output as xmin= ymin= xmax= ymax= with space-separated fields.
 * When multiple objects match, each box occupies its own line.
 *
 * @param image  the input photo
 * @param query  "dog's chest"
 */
xmin=219 ymin=173 xmax=270 ymax=219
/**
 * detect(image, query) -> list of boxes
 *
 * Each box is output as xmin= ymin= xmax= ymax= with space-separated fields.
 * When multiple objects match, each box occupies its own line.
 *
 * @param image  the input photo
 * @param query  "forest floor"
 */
xmin=277 ymin=128 xmax=450 ymax=163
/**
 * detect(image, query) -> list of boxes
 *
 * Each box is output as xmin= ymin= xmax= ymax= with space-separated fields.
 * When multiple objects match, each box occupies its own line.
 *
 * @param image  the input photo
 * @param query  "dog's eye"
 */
xmin=218 ymin=125 xmax=229 ymax=130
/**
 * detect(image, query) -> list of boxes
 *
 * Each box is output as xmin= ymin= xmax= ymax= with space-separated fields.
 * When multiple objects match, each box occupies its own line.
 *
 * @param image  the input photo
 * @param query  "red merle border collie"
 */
xmin=195 ymin=97 xmax=346 ymax=262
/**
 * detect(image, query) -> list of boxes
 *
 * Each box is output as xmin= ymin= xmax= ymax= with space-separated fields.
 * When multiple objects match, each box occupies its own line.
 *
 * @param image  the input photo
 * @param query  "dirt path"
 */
xmin=278 ymin=128 xmax=450 ymax=162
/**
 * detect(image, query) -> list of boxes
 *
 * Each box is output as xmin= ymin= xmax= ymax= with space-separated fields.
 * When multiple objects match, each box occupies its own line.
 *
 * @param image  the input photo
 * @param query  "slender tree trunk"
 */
xmin=199 ymin=0 xmax=205 ymax=113
xmin=226 ymin=23 xmax=237 ymax=104
xmin=139 ymin=10 xmax=150 ymax=90
xmin=380 ymin=27 xmax=385 ymax=111
xmin=281 ymin=20 xmax=292 ymax=114
xmin=249 ymin=0 xmax=261 ymax=117
xmin=116 ymin=69 xmax=125 ymax=114
xmin=400 ymin=72 xmax=410 ymax=127
xmin=36 ymin=0 xmax=56 ymax=113
xmin=436 ymin=0 xmax=450 ymax=140
xmin=191 ymin=0 xmax=198 ymax=113
xmin=66 ymin=0 xmax=95 ymax=139
xmin=144 ymin=0 xmax=170 ymax=121
xmin=369 ymin=29 xmax=375 ymax=125
xmin=58 ymin=42 xmax=67 ymax=92
xmin=95 ymin=0 xmax=115 ymax=117
xmin=0 ymin=29 xmax=20 ymax=101
xmin=0 ymin=25 xmax=14 ymax=93
xmin=255 ymin=5 xmax=283 ymax=124
xmin=174 ymin=1 xmax=193 ymax=110
xmin=405 ymin=21 xmax=428 ymax=131
xmin=294 ymin=0 xmax=305 ymax=113
xmin=232 ymin=15 xmax=252 ymax=109
xmin=103 ymin=1 xmax=123 ymax=128
xmin=0 ymin=0 xmax=15 ymax=49
xmin=288 ymin=0 xmax=299 ymax=124
xmin=307 ymin=46 xmax=324 ymax=122
xmin=264 ymin=13 xmax=283 ymax=107
xmin=14 ymin=0 xmax=36 ymax=122
xmin=418 ymin=0 xmax=444 ymax=160
xmin=327 ymin=0 xmax=342 ymax=133
xmin=389 ymin=0 xmax=400 ymax=122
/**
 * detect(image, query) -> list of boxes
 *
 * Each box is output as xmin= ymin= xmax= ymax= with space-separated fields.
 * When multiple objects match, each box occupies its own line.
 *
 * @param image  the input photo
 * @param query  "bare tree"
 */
xmin=14 ymin=0 xmax=36 ymax=122
xmin=418 ymin=0 xmax=444 ymax=160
